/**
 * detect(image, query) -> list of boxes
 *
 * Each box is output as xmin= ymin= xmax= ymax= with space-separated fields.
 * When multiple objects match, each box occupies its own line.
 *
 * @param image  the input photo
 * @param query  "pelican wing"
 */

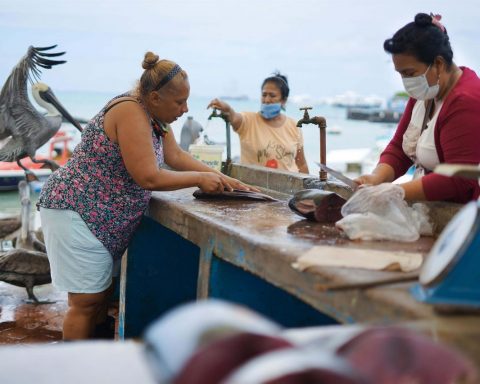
xmin=0 ymin=135 xmax=27 ymax=162
xmin=0 ymin=45 xmax=66 ymax=139
xmin=0 ymin=250 xmax=50 ymax=275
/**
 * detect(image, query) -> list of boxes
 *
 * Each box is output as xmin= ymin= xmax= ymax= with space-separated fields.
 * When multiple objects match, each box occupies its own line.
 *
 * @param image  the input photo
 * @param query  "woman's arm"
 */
xmin=399 ymin=178 xmax=426 ymax=200
xmin=207 ymin=98 xmax=243 ymax=131
xmin=420 ymin=95 xmax=480 ymax=202
xmin=354 ymin=163 xmax=396 ymax=186
xmin=113 ymin=102 xmax=225 ymax=193
xmin=163 ymin=128 xmax=218 ymax=172
xmin=295 ymin=147 xmax=309 ymax=174
xmin=354 ymin=99 xmax=416 ymax=187
xmin=355 ymin=164 xmax=425 ymax=200
xmin=163 ymin=129 xmax=258 ymax=191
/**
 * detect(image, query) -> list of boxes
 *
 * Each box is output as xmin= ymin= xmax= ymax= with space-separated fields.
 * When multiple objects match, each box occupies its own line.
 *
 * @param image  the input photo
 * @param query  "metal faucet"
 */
xmin=296 ymin=106 xmax=328 ymax=181
xmin=207 ymin=108 xmax=232 ymax=174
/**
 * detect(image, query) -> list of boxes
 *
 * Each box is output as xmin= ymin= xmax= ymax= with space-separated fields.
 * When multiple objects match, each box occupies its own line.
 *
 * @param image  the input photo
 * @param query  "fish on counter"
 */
xmin=193 ymin=188 xmax=279 ymax=202
xmin=288 ymin=189 xmax=346 ymax=223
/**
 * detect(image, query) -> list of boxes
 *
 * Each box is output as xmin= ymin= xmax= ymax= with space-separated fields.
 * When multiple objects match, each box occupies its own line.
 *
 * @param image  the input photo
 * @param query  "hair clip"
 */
xmin=430 ymin=13 xmax=446 ymax=33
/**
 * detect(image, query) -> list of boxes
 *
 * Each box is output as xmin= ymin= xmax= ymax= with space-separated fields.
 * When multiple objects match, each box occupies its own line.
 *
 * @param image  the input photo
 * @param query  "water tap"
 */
xmin=207 ymin=108 xmax=232 ymax=174
xmin=208 ymin=108 xmax=226 ymax=122
xmin=296 ymin=107 xmax=326 ymax=128
xmin=296 ymin=106 xmax=328 ymax=181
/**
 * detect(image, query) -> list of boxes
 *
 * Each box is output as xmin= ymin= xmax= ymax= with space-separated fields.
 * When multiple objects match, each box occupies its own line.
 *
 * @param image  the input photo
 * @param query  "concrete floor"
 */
xmin=0 ymin=282 xmax=118 ymax=344
xmin=0 ymin=282 xmax=65 ymax=344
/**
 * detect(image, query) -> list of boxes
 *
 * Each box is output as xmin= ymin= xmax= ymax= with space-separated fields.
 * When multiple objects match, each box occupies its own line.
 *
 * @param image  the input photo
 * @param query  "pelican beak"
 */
xmin=39 ymin=88 xmax=83 ymax=132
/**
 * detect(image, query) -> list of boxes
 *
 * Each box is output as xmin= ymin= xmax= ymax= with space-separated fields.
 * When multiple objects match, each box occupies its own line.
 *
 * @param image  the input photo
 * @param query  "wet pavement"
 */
xmin=0 ymin=282 xmax=65 ymax=344
xmin=0 ymin=281 xmax=119 ymax=344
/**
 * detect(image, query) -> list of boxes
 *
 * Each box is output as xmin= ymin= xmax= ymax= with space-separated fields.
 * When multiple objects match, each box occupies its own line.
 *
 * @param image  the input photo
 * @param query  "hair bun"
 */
xmin=273 ymin=71 xmax=288 ymax=86
xmin=142 ymin=51 xmax=160 ymax=70
xmin=414 ymin=13 xmax=432 ymax=27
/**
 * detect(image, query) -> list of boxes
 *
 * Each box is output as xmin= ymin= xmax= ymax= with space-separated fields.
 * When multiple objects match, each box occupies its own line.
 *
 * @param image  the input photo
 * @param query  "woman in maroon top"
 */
xmin=355 ymin=13 xmax=480 ymax=203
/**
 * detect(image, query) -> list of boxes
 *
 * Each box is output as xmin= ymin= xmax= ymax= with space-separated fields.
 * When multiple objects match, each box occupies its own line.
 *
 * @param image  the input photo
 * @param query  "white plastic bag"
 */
xmin=335 ymin=183 xmax=433 ymax=241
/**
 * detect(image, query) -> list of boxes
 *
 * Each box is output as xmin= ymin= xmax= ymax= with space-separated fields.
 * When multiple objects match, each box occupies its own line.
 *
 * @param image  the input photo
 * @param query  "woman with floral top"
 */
xmin=38 ymin=51 xmax=253 ymax=340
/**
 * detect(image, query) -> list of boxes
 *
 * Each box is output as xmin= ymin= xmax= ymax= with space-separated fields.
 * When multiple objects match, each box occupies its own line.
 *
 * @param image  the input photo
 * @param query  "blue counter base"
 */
xmin=120 ymin=216 xmax=337 ymax=338
xmin=209 ymin=256 xmax=337 ymax=328
xmin=121 ymin=217 xmax=200 ymax=338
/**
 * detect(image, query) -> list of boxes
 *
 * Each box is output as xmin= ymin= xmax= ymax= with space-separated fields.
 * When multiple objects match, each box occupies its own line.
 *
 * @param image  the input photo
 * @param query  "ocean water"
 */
xmin=54 ymin=90 xmax=396 ymax=169
xmin=1 ymin=90 xmax=397 ymax=215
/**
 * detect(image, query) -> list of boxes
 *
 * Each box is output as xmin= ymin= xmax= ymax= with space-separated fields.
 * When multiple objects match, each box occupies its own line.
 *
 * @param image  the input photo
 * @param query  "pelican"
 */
xmin=15 ymin=181 xmax=46 ymax=253
xmin=180 ymin=116 xmax=203 ymax=150
xmin=0 ymin=45 xmax=83 ymax=181
xmin=0 ymin=249 xmax=51 ymax=303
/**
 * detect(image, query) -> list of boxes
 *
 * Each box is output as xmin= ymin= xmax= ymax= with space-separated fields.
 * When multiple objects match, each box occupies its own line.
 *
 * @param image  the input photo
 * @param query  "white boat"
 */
xmin=325 ymin=137 xmax=413 ymax=183
xmin=328 ymin=91 xmax=384 ymax=109
xmin=0 ymin=130 xmax=74 ymax=191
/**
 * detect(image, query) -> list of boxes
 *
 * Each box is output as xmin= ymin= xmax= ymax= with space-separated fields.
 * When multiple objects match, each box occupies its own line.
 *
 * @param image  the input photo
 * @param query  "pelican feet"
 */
xmin=24 ymin=170 xmax=39 ymax=183
xmin=26 ymin=298 xmax=57 ymax=305
xmin=16 ymin=159 xmax=39 ymax=182
xmin=31 ymin=157 xmax=60 ymax=171
xmin=26 ymin=285 xmax=56 ymax=305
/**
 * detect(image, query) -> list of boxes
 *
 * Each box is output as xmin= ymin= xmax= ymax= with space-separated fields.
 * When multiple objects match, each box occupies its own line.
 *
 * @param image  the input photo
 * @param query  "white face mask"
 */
xmin=402 ymin=65 xmax=439 ymax=100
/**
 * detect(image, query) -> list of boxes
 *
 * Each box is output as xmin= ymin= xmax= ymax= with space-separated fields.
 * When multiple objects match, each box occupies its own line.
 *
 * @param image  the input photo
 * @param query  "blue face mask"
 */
xmin=260 ymin=103 xmax=282 ymax=119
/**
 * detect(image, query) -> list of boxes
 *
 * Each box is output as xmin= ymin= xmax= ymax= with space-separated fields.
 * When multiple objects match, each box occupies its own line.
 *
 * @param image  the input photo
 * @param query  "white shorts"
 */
xmin=40 ymin=208 xmax=120 ymax=294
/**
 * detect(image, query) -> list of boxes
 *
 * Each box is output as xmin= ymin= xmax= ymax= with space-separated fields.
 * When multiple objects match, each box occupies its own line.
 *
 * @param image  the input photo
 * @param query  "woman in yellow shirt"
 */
xmin=208 ymin=73 xmax=309 ymax=174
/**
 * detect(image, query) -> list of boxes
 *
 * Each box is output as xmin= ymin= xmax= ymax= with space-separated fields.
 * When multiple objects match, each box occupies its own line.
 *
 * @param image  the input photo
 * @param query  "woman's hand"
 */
xmin=354 ymin=173 xmax=384 ymax=187
xmin=207 ymin=98 xmax=232 ymax=116
xmin=197 ymin=172 xmax=261 ymax=193
xmin=207 ymin=98 xmax=243 ymax=130
xmin=219 ymin=174 xmax=261 ymax=192
xmin=197 ymin=172 xmax=227 ymax=193
xmin=354 ymin=164 xmax=396 ymax=188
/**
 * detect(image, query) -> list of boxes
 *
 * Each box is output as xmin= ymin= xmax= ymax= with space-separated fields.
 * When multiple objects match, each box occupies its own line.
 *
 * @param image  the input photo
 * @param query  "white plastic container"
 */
xmin=188 ymin=144 xmax=224 ymax=171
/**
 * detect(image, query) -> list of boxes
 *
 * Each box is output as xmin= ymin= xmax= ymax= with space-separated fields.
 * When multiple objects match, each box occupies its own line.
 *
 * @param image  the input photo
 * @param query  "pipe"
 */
xmin=296 ymin=107 xmax=328 ymax=181
xmin=208 ymin=108 xmax=232 ymax=174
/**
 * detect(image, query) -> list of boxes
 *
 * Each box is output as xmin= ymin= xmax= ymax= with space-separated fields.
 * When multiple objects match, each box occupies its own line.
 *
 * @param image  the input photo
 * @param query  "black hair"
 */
xmin=383 ymin=13 xmax=453 ymax=67
xmin=261 ymin=71 xmax=290 ymax=100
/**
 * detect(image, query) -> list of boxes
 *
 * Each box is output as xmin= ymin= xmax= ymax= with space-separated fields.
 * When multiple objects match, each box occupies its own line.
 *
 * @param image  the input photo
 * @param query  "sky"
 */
xmin=1 ymin=0 xmax=479 ymax=101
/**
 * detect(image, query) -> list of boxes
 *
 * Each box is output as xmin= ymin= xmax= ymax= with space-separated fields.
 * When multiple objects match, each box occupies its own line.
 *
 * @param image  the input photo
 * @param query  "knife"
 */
xmin=316 ymin=162 xmax=359 ymax=191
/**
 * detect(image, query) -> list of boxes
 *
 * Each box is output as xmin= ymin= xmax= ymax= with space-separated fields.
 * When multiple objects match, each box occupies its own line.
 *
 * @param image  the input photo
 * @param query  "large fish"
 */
xmin=288 ymin=189 xmax=346 ymax=223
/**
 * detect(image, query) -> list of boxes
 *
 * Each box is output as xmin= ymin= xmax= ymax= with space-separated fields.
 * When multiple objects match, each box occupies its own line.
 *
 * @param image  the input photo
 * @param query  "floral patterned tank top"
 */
xmin=38 ymin=93 xmax=164 ymax=260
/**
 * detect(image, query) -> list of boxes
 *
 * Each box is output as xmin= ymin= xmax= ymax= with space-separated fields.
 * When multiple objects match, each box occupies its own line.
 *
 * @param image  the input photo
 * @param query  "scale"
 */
xmin=411 ymin=198 xmax=480 ymax=307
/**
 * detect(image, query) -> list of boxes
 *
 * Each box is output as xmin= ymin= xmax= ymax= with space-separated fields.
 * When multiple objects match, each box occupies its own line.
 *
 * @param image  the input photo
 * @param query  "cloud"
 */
xmin=1 ymin=0 xmax=478 ymax=98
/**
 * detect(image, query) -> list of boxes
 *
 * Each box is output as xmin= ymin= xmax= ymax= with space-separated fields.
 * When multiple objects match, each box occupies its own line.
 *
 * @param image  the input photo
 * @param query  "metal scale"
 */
xmin=411 ymin=164 xmax=480 ymax=308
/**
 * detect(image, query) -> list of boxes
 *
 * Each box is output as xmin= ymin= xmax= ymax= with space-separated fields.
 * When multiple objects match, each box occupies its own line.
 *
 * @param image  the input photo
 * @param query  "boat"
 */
xmin=329 ymin=91 xmax=384 ymax=109
xmin=326 ymin=126 xmax=342 ymax=135
xmin=367 ymin=109 xmax=403 ymax=123
xmin=346 ymin=93 xmax=408 ymax=124
xmin=346 ymin=108 xmax=375 ymax=121
xmin=219 ymin=95 xmax=249 ymax=101
xmin=0 ymin=131 xmax=74 ymax=191
xmin=325 ymin=134 xmax=414 ymax=182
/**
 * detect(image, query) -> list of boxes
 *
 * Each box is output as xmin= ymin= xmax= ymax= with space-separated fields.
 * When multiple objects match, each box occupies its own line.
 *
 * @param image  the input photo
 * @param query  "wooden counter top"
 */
xmin=119 ymin=179 xmax=479 ymax=369
xmin=147 ymin=187 xmax=436 ymax=324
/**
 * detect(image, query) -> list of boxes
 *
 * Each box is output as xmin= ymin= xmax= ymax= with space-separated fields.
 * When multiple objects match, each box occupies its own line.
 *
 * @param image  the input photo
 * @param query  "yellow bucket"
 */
xmin=189 ymin=144 xmax=224 ymax=171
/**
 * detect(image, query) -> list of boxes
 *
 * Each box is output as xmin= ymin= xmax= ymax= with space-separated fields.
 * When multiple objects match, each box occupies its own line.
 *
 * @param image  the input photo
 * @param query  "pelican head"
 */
xmin=32 ymin=82 xmax=83 ymax=132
